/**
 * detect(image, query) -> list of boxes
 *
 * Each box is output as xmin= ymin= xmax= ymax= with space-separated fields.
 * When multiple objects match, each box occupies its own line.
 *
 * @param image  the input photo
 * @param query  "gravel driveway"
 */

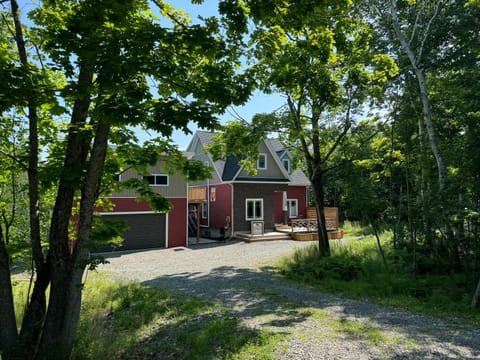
xmin=98 ymin=240 xmax=480 ymax=359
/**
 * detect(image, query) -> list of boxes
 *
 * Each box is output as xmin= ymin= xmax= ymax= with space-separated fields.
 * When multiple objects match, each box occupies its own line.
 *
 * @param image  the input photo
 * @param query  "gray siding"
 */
xmin=189 ymin=139 xmax=222 ymax=186
xmin=236 ymin=141 xmax=287 ymax=180
xmin=233 ymin=183 xmax=288 ymax=232
xmin=111 ymin=160 xmax=187 ymax=198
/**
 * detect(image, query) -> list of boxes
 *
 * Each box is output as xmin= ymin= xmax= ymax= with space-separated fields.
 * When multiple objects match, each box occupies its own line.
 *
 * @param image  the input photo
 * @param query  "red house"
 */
xmin=186 ymin=131 xmax=310 ymax=238
xmin=99 ymin=156 xmax=189 ymax=250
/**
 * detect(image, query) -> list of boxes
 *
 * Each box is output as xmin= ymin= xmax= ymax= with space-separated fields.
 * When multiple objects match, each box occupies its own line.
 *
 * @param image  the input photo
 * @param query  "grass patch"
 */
xmin=277 ymin=236 xmax=480 ymax=324
xmin=70 ymin=273 xmax=285 ymax=359
xmin=342 ymin=220 xmax=372 ymax=238
xmin=332 ymin=319 xmax=388 ymax=346
xmin=11 ymin=274 xmax=287 ymax=359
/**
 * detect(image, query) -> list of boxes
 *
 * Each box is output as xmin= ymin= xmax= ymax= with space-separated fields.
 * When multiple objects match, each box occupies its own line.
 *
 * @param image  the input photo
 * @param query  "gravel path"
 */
xmin=98 ymin=240 xmax=480 ymax=359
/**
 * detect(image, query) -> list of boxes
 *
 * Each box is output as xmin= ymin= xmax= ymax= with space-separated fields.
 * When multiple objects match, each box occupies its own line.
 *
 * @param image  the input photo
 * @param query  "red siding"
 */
xmin=288 ymin=186 xmax=308 ymax=219
xmin=208 ymin=184 xmax=232 ymax=230
xmin=273 ymin=186 xmax=308 ymax=223
xmin=274 ymin=191 xmax=284 ymax=224
xmin=168 ymin=198 xmax=187 ymax=248
xmin=107 ymin=198 xmax=152 ymax=212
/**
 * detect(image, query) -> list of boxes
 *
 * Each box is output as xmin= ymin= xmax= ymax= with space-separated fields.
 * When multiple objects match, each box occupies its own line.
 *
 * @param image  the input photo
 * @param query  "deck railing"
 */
xmin=290 ymin=218 xmax=337 ymax=232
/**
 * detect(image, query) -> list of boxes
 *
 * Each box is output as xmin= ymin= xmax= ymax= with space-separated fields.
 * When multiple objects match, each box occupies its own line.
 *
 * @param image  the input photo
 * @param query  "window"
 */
xmin=113 ymin=172 xmax=122 ymax=182
xmin=144 ymin=174 xmax=169 ymax=186
xmin=201 ymin=201 xmax=208 ymax=219
xmin=287 ymin=199 xmax=298 ymax=218
xmin=283 ymin=159 xmax=291 ymax=174
xmin=257 ymin=153 xmax=267 ymax=170
xmin=246 ymin=199 xmax=263 ymax=220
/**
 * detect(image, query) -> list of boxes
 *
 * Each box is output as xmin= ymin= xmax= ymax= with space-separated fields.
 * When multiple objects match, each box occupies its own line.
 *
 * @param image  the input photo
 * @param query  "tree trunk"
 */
xmin=370 ymin=219 xmax=388 ymax=270
xmin=0 ymin=226 xmax=18 ymax=358
xmin=4 ymin=2 xmax=47 ymax=358
xmin=35 ymin=119 xmax=109 ymax=360
xmin=10 ymin=0 xmax=43 ymax=268
xmin=472 ymin=279 xmax=480 ymax=309
xmin=472 ymin=276 xmax=480 ymax=309
xmin=389 ymin=0 xmax=447 ymax=190
xmin=311 ymin=171 xmax=330 ymax=258
xmin=14 ymin=262 xmax=50 ymax=360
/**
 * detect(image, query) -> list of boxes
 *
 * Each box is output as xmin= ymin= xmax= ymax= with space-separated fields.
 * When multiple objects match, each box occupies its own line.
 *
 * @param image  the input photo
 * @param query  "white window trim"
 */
xmin=145 ymin=174 xmax=169 ymax=186
xmin=283 ymin=158 xmax=291 ymax=174
xmin=201 ymin=201 xmax=208 ymax=219
xmin=114 ymin=172 xmax=122 ymax=182
xmin=257 ymin=153 xmax=267 ymax=170
xmin=246 ymin=198 xmax=263 ymax=221
xmin=287 ymin=199 xmax=298 ymax=218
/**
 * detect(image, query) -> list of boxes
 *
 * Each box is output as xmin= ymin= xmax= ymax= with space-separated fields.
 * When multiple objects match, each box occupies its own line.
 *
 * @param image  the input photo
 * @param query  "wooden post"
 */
xmin=196 ymin=204 xmax=200 ymax=244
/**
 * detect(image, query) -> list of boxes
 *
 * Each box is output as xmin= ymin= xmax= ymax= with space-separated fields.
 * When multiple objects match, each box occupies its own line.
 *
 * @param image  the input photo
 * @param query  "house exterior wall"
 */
xmin=288 ymin=186 xmax=308 ymax=219
xmin=236 ymin=141 xmax=287 ymax=180
xmin=208 ymin=183 xmax=232 ymax=230
xmin=274 ymin=191 xmax=284 ymax=224
xmin=273 ymin=186 xmax=308 ymax=224
xmin=104 ymin=196 xmax=187 ymax=249
xmin=233 ymin=183 xmax=288 ymax=232
xmin=111 ymin=160 xmax=187 ymax=198
xmin=189 ymin=138 xmax=222 ymax=185
xmin=167 ymin=198 xmax=188 ymax=247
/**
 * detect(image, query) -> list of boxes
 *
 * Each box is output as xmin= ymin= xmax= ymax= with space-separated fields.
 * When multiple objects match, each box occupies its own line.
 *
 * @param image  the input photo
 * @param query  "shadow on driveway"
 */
xmin=140 ymin=265 xmax=480 ymax=359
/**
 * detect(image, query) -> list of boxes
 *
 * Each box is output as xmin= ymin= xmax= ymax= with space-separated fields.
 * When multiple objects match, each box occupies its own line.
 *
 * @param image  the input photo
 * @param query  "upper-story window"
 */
xmin=283 ymin=158 xmax=291 ymax=174
xmin=257 ymin=153 xmax=267 ymax=170
xmin=144 ymin=174 xmax=169 ymax=186
xmin=113 ymin=172 xmax=122 ymax=182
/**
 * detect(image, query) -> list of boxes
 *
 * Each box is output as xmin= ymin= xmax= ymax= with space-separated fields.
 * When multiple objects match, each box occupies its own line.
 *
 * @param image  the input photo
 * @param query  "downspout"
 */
xmin=165 ymin=213 xmax=169 ymax=248
xmin=185 ymin=181 xmax=189 ymax=248
xmin=230 ymin=183 xmax=234 ymax=238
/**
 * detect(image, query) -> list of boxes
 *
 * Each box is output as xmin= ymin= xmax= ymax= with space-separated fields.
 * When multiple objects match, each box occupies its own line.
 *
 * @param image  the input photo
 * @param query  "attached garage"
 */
xmin=103 ymin=213 xmax=167 ymax=251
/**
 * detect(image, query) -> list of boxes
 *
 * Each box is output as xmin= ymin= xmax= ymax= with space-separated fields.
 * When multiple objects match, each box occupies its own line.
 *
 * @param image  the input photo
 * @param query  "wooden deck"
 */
xmin=234 ymin=231 xmax=292 ymax=242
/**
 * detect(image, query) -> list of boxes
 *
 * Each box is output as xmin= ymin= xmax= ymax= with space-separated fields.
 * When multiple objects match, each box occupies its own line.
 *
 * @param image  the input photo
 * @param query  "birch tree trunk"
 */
xmin=388 ymin=0 xmax=447 ymax=190
xmin=472 ymin=277 xmax=480 ymax=308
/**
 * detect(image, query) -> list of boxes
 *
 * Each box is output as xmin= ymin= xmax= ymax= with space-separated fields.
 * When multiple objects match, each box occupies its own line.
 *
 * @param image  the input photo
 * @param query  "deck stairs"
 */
xmin=234 ymin=230 xmax=292 ymax=242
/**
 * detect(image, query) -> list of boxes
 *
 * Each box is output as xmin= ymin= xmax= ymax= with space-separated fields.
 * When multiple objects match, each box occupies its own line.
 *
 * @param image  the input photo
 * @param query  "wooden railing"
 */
xmin=290 ymin=217 xmax=337 ymax=232
xmin=188 ymin=186 xmax=206 ymax=202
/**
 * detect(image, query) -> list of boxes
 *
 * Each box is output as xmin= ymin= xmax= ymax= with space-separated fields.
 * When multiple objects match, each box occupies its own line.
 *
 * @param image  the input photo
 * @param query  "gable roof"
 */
xmin=265 ymin=138 xmax=310 ymax=186
xmin=189 ymin=131 xmax=310 ymax=186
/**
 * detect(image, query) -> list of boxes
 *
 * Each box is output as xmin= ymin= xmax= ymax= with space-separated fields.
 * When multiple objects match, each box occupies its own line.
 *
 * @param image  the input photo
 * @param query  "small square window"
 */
xmin=257 ymin=153 xmax=267 ymax=170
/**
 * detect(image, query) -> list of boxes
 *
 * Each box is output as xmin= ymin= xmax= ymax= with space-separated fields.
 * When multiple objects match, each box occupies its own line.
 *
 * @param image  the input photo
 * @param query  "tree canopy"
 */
xmin=0 ymin=0 xmax=252 ymax=358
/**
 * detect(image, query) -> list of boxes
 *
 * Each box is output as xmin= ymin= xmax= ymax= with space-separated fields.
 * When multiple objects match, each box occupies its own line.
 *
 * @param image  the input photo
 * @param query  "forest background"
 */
xmin=0 ymin=0 xmax=479 ymax=359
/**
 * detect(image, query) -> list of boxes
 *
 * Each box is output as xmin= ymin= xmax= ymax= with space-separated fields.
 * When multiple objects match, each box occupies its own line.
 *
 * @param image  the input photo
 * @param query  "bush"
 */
xmin=276 ymin=235 xmax=480 ymax=324
xmin=318 ymin=256 xmax=363 ymax=281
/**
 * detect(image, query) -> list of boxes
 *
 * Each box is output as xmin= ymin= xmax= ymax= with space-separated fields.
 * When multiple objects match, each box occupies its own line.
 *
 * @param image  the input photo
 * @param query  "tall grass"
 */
xmin=10 ymin=274 xmax=284 ymax=359
xmin=277 ymin=235 xmax=480 ymax=324
xmin=74 ymin=274 xmax=284 ymax=359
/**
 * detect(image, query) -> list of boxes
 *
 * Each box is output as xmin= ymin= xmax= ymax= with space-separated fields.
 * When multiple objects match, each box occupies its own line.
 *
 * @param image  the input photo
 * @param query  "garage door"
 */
xmin=103 ymin=213 xmax=166 ymax=251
